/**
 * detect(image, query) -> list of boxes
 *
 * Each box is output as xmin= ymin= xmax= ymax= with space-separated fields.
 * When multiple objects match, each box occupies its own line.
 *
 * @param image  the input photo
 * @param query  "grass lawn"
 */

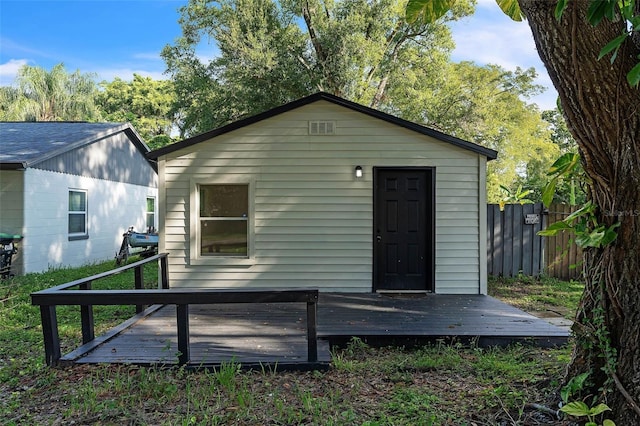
xmin=489 ymin=275 xmax=584 ymax=320
xmin=1 ymin=261 xmax=580 ymax=425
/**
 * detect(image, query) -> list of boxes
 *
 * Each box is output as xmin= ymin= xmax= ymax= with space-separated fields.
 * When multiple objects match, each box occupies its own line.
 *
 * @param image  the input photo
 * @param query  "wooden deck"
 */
xmin=63 ymin=293 xmax=570 ymax=370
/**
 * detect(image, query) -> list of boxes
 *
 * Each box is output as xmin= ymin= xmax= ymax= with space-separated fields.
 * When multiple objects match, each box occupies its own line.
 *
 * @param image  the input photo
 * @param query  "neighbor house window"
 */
xmin=146 ymin=197 xmax=156 ymax=231
xmin=199 ymin=184 xmax=248 ymax=257
xmin=68 ymin=189 xmax=88 ymax=240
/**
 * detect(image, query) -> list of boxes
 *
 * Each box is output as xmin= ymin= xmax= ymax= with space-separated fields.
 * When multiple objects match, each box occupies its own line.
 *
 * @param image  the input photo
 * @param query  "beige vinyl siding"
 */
xmin=160 ymin=100 xmax=484 ymax=293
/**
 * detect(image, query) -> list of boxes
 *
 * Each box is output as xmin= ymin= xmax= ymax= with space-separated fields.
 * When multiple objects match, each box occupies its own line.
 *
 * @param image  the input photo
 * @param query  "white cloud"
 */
xmin=0 ymin=59 xmax=29 ymax=86
xmin=449 ymin=2 xmax=559 ymax=110
xmin=453 ymin=25 xmax=538 ymax=70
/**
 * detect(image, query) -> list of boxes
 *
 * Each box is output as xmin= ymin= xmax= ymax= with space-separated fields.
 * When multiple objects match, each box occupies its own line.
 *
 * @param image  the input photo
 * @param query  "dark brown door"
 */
xmin=373 ymin=168 xmax=434 ymax=291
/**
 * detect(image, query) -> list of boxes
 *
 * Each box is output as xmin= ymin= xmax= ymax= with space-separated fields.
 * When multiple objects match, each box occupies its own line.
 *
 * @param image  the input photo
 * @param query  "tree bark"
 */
xmin=518 ymin=0 xmax=640 ymax=423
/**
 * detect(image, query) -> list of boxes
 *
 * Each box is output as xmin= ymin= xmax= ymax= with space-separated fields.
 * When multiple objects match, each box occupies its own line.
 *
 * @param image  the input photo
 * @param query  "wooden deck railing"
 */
xmin=30 ymin=253 xmax=319 ymax=367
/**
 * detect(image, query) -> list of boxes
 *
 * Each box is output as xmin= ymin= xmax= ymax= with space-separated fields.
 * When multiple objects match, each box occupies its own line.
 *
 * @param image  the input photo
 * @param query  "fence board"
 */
xmin=544 ymin=204 xmax=583 ymax=281
xmin=491 ymin=206 xmax=502 ymax=275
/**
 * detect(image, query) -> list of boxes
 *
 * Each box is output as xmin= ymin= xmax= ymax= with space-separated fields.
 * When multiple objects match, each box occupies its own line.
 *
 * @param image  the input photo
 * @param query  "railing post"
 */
xmin=160 ymin=255 xmax=169 ymax=289
xmin=306 ymin=298 xmax=318 ymax=363
xmin=39 ymin=305 xmax=61 ymax=366
xmin=79 ymin=281 xmax=95 ymax=344
xmin=134 ymin=265 xmax=144 ymax=313
xmin=176 ymin=304 xmax=190 ymax=365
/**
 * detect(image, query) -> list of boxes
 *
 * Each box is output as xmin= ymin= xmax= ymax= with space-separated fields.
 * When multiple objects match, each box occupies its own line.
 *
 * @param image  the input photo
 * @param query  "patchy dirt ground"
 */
xmin=2 ymin=343 xmax=574 ymax=425
xmin=2 ymin=274 xmax=582 ymax=425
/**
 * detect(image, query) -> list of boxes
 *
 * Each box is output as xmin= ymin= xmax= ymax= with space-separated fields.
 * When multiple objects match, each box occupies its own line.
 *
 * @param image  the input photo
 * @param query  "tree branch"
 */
xmin=612 ymin=372 xmax=640 ymax=419
xmin=302 ymin=1 xmax=326 ymax=63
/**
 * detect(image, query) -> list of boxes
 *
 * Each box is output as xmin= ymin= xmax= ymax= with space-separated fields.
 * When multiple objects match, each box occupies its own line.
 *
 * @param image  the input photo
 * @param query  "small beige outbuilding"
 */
xmin=147 ymin=92 xmax=497 ymax=294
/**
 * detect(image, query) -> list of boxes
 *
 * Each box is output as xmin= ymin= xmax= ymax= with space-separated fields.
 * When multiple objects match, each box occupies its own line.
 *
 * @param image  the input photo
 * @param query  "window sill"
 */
xmin=68 ymin=234 xmax=89 ymax=241
xmin=189 ymin=257 xmax=255 ymax=267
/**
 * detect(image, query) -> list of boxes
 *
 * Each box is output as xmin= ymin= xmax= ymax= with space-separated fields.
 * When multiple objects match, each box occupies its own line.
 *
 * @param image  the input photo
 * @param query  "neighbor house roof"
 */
xmin=0 ymin=122 xmax=151 ymax=170
xmin=147 ymin=92 xmax=498 ymax=160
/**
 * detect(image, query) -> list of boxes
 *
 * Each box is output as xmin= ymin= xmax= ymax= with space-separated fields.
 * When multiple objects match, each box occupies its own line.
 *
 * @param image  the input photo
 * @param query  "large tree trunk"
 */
xmin=518 ymin=0 xmax=640 ymax=423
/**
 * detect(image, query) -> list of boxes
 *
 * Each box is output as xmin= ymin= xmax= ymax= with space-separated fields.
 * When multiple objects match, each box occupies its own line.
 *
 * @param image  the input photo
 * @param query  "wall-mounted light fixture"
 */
xmin=355 ymin=166 xmax=363 ymax=179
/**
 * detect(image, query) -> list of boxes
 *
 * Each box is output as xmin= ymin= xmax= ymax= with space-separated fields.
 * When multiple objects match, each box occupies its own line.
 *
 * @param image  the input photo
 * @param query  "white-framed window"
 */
xmin=190 ymin=178 xmax=254 ymax=266
xmin=198 ymin=184 xmax=249 ymax=257
xmin=68 ymin=189 xmax=88 ymax=240
xmin=146 ymin=197 xmax=156 ymax=232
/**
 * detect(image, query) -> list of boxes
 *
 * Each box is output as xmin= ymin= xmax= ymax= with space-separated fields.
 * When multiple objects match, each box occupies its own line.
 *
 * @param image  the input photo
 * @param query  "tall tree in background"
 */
xmin=162 ymin=0 xmax=474 ymax=136
xmin=97 ymin=75 xmax=176 ymax=149
xmin=408 ymin=0 xmax=640 ymax=422
xmin=0 ymin=63 xmax=100 ymax=122
xmin=393 ymin=61 xmax=559 ymax=202
xmin=537 ymin=107 xmax=585 ymax=205
xmin=162 ymin=0 xmax=561 ymax=200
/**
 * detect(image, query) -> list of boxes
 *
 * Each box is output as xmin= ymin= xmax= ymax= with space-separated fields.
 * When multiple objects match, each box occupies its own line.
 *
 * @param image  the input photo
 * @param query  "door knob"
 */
xmin=376 ymin=235 xmax=382 ymax=242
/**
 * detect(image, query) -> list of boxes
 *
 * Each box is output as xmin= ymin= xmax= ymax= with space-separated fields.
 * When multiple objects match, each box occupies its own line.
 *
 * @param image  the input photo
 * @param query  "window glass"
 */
xmin=68 ymin=214 xmax=86 ymax=234
xmin=200 ymin=185 xmax=248 ymax=218
xmin=200 ymin=220 xmax=248 ymax=256
xmin=68 ymin=190 xmax=87 ymax=236
xmin=69 ymin=191 xmax=86 ymax=212
xmin=146 ymin=197 xmax=155 ymax=230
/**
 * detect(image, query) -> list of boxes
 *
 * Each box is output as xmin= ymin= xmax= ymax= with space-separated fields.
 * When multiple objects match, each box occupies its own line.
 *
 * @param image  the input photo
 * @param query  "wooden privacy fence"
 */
xmin=487 ymin=203 xmax=545 ymax=277
xmin=544 ymin=204 xmax=583 ymax=281
xmin=487 ymin=203 xmax=583 ymax=280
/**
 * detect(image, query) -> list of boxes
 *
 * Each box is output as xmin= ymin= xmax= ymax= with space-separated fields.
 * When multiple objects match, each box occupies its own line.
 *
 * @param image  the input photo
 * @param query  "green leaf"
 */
xmin=548 ymin=152 xmax=580 ymax=176
xmin=560 ymin=401 xmax=590 ymax=417
xmin=405 ymin=0 xmax=457 ymax=24
xmin=598 ymin=33 xmax=627 ymax=62
xmin=538 ymin=220 xmax=573 ymax=236
xmin=554 ymin=0 xmax=568 ymax=20
xmin=589 ymin=403 xmax=612 ymax=416
xmin=561 ymin=372 xmax=590 ymax=402
xmin=541 ymin=177 xmax=557 ymax=207
xmin=495 ymin=0 xmax=525 ymax=21
xmin=587 ymin=0 xmax=614 ymax=26
xmin=603 ymin=419 xmax=617 ymax=426
xmin=564 ymin=201 xmax=595 ymax=222
xmin=575 ymin=225 xmax=617 ymax=248
xmin=600 ymin=223 xmax=620 ymax=246
xmin=516 ymin=189 xmax=532 ymax=200
xmin=627 ymin=62 xmax=640 ymax=87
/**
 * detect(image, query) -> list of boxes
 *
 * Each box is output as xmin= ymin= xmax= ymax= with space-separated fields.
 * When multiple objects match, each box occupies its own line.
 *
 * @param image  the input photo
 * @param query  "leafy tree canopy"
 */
xmin=0 ymin=63 xmax=100 ymax=122
xmin=535 ymin=107 xmax=585 ymax=205
xmin=162 ymin=0 xmax=474 ymax=136
xmin=96 ymin=74 xmax=176 ymax=149
xmin=162 ymin=0 xmax=561 ymax=201
xmin=390 ymin=60 xmax=559 ymax=202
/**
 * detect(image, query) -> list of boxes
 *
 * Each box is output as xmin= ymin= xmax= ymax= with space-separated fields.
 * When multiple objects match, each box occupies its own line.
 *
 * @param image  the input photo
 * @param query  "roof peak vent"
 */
xmin=309 ymin=121 xmax=335 ymax=135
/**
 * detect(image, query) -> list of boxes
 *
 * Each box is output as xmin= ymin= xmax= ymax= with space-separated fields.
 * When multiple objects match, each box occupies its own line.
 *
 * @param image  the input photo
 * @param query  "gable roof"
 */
xmin=147 ymin=92 xmax=498 ymax=160
xmin=0 ymin=122 xmax=151 ymax=170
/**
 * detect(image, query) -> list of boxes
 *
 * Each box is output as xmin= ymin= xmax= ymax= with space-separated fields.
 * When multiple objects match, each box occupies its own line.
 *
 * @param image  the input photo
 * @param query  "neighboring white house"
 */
xmin=0 ymin=122 xmax=158 ymax=274
xmin=148 ymin=93 xmax=497 ymax=294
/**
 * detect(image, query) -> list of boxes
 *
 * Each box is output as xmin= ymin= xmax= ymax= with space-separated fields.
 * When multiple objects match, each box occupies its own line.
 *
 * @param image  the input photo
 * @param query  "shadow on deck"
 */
xmin=64 ymin=293 xmax=570 ymax=371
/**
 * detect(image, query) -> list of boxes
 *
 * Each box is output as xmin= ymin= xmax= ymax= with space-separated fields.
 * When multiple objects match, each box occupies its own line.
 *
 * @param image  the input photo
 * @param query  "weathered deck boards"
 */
xmin=318 ymin=293 xmax=569 ymax=347
xmin=68 ymin=294 xmax=569 ymax=369
xmin=73 ymin=303 xmax=330 ymax=370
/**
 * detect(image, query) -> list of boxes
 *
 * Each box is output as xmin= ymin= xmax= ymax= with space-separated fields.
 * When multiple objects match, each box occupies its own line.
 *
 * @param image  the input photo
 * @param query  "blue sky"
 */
xmin=0 ymin=0 xmax=558 ymax=110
